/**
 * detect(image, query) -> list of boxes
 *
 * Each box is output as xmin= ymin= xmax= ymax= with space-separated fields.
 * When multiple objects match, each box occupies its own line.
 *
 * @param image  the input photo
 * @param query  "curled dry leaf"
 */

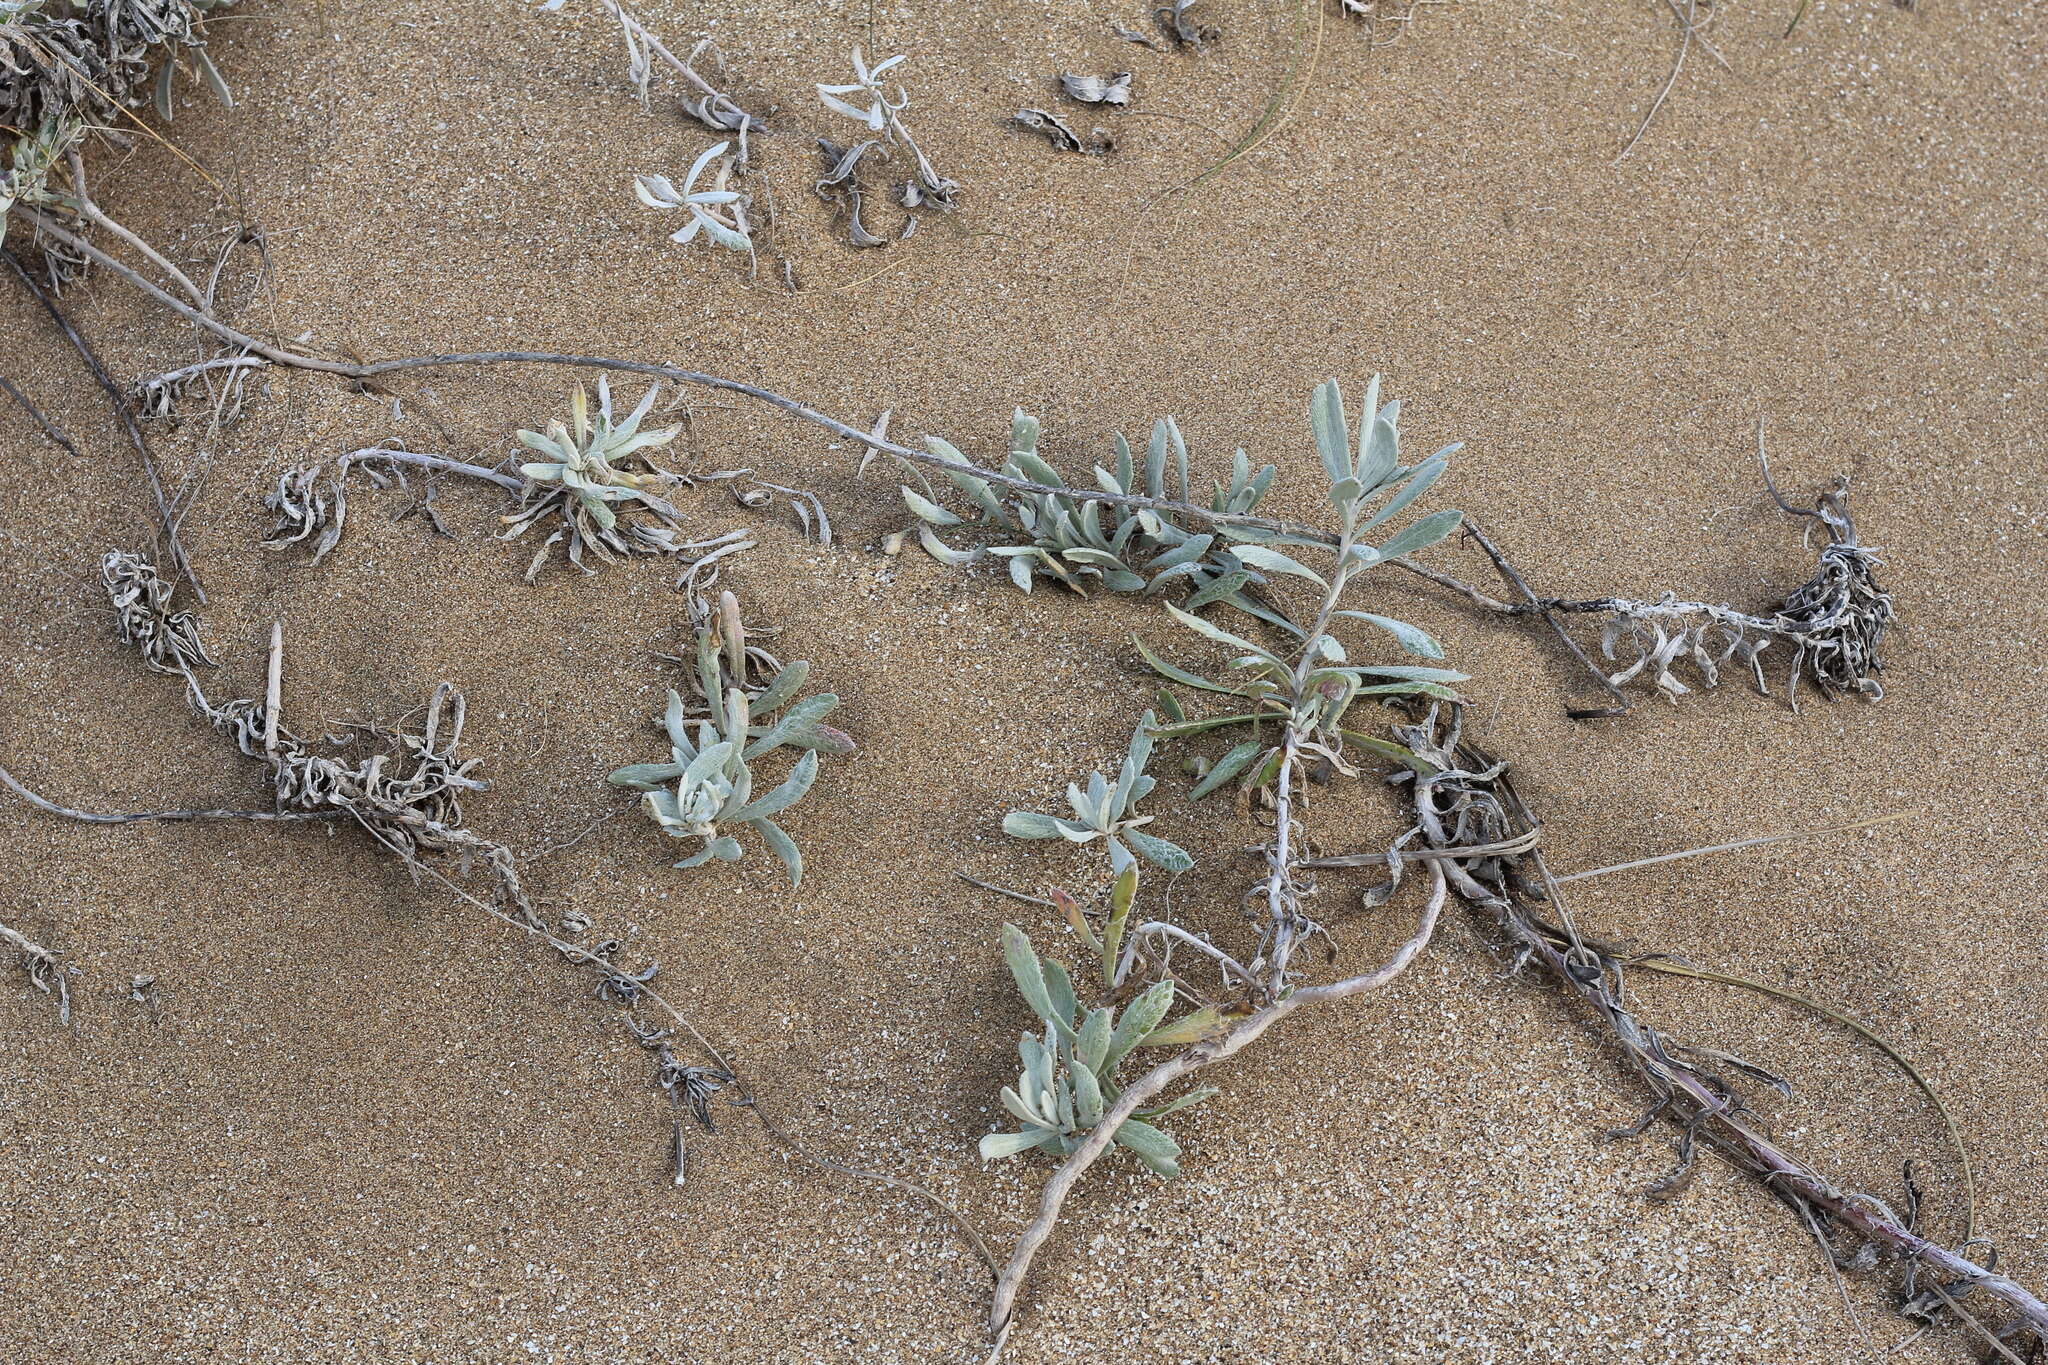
xmin=1013 ymin=109 xmax=1115 ymax=156
xmin=1058 ymin=72 xmax=1132 ymax=106
xmin=815 ymin=137 xmax=890 ymax=248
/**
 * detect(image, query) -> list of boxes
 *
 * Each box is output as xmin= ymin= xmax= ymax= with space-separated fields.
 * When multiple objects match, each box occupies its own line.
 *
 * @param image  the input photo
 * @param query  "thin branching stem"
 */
xmin=14 ymin=209 xmax=1362 ymax=545
xmin=0 ymin=762 xmax=340 ymax=824
xmin=988 ymin=864 xmax=1445 ymax=1333
xmin=3 ymin=244 xmax=201 ymax=600
xmin=0 ymin=367 xmax=82 ymax=457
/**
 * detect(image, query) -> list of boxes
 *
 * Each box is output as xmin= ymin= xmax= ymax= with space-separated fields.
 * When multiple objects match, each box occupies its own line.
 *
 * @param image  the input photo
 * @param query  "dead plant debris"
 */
xmin=1058 ymin=72 xmax=1133 ymax=106
xmin=1013 ymin=108 xmax=1116 ymax=156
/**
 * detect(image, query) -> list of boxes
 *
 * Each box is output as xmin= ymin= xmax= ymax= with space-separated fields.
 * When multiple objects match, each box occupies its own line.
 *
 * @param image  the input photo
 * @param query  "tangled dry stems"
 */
xmin=1392 ymin=702 xmax=2048 ymax=1355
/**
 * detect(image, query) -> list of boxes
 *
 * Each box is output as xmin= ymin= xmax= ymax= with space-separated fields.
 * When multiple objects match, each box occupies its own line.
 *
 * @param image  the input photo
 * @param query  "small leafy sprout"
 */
xmin=1003 ymin=711 xmax=1192 ymax=874
xmin=981 ymin=922 xmax=1217 ymax=1176
xmin=609 ymin=608 xmax=851 ymax=885
xmin=634 ymin=140 xmax=751 ymax=250
xmin=816 ymin=47 xmax=907 ymax=130
xmin=0 ymin=115 xmax=74 ymax=225
xmin=501 ymin=377 xmax=703 ymax=578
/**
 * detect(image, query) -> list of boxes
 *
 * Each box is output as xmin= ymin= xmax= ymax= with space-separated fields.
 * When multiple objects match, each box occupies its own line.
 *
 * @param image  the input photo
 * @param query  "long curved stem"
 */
xmin=16 ymin=209 xmax=1351 ymax=546
xmin=987 ymin=865 xmax=1446 ymax=1334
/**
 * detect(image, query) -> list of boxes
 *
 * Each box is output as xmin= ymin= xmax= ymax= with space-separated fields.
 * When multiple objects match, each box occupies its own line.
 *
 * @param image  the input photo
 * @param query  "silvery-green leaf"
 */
xmin=1011 ymin=408 xmax=1042 ymax=457
xmin=926 ymin=439 xmax=1009 ymax=523
xmin=1112 ymin=1119 xmax=1181 ymax=1177
xmin=1102 ymin=863 xmax=1137 ymax=985
xmin=756 ymin=722 xmax=854 ymax=757
xmin=1357 ymin=415 xmax=1400 ymax=491
xmin=1021 ymin=1032 xmax=1053 ymax=1098
xmin=1336 ymin=611 xmax=1445 ymax=659
xmin=1190 ymin=740 xmax=1262 ymax=799
xmin=818 ymin=90 xmax=876 ymax=124
xmin=917 ymin=522 xmax=976 ymax=568
xmin=634 ymin=174 xmax=683 ymax=208
xmin=608 ymin=762 xmax=688 ymax=790
xmin=1373 ymin=508 xmax=1463 ymax=560
xmin=1063 ymin=547 xmax=1129 ymax=571
xmin=1106 ymin=836 xmax=1135 ymax=875
xmin=682 ymin=739 xmax=736 ymax=790
xmin=1138 ymin=1085 xmax=1220 ymax=1121
xmin=1143 ymin=419 xmax=1168 ymax=500
xmin=1123 ymin=827 xmax=1193 ymax=874
xmin=1053 ymin=817 xmax=1102 ymax=842
xmin=1000 ymin=1085 xmax=1048 ymax=1127
xmin=1131 ymin=636 xmax=1237 ymax=695
xmin=1229 ymin=545 xmax=1328 ymax=589
xmin=1184 ymin=569 xmax=1252 ymax=611
xmin=1067 ymin=778 xmax=1105 ymax=828
xmin=1071 ymin=1061 xmax=1104 ymax=1128
xmin=642 ymin=788 xmax=683 ymax=827
xmin=1358 ymin=452 xmax=1452 ymax=532
xmin=698 ymin=214 xmax=752 ymax=251
xmin=1109 ymin=988 xmax=1179 ymax=1078
xmin=1220 ymin=523 xmax=1335 ymax=550
xmin=729 ymin=750 xmax=819 ymax=821
xmin=752 ymin=817 xmax=803 ymax=885
xmin=745 ymin=693 xmax=842 ymax=759
xmin=1075 ymin=1007 xmax=1111 ymax=1073
xmin=1310 ymin=379 xmax=1351 ymax=485
xmin=1007 ymin=553 xmax=1036 ymax=593
xmin=1100 ymin=568 xmax=1146 ymax=592
xmin=1041 ymin=957 xmax=1078 ymax=1034
xmin=1165 ymin=603 xmax=1286 ymax=670
xmin=1003 ymin=810 xmax=1064 ymax=839
xmin=675 ymin=835 xmax=743 ymax=869
xmin=1001 ymin=924 xmax=1059 ymax=1026
xmin=1138 ymin=1006 xmax=1226 ymax=1048
xmin=1329 ymin=476 xmax=1363 ymax=512
xmin=1166 ymin=415 xmax=1190 ymax=502
xmin=902 ymin=487 xmax=961 ymax=525
xmin=1346 ymin=664 xmax=1470 ymax=682
xmin=1146 ymin=533 xmax=1215 ymax=573
xmin=1354 ymin=680 xmax=1459 ymax=699
xmin=1009 ymin=450 xmax=1063 ymax=488
xmin=980 ymin=1129 xmax=1059 ymax=1161
xmin=749 ymin=660 xmax=811 ymax=716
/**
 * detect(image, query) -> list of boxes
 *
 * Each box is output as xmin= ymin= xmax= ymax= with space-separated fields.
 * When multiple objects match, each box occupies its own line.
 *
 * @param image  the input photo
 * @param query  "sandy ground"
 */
xmin=3 ymin=0 xmax=2045 ymax=1361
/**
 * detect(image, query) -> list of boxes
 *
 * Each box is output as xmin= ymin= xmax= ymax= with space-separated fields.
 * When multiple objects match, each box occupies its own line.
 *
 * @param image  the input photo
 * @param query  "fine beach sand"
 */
xmin=2 ymin=1 xmax=2044 ymax=1361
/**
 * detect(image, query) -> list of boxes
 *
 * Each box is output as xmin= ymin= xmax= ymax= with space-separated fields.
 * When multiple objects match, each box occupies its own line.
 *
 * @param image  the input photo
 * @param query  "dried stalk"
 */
xmin=1393 ymin=703 xmax=2048 ymax=1352
xmin=0 ymin=917 xmax=69 ymax=1022
xmin=0 ymin=366 xmax=82 ymax=458
xmin=1413 ymin=474 xmax=1891 ymax=713
xmin=986 ymin=863 xmax=1446 ymax=1333
xmin=4 ymin=245 xmax=200 ymax=599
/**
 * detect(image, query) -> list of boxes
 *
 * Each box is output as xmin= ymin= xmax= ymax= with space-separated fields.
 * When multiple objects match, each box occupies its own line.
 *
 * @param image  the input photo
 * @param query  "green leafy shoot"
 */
xmin=1002 ymin=711 xmax=1193 ymax=874
xmin=1135 ymin=377 xmax=1469 ymax=802
xmin=610 ymin=599 xmax=852 ymax=885
xmin=980 ymin=923 xmax=1218 ymax=1177
xmin=903 ymin=408 xmax=1296 ymax=631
